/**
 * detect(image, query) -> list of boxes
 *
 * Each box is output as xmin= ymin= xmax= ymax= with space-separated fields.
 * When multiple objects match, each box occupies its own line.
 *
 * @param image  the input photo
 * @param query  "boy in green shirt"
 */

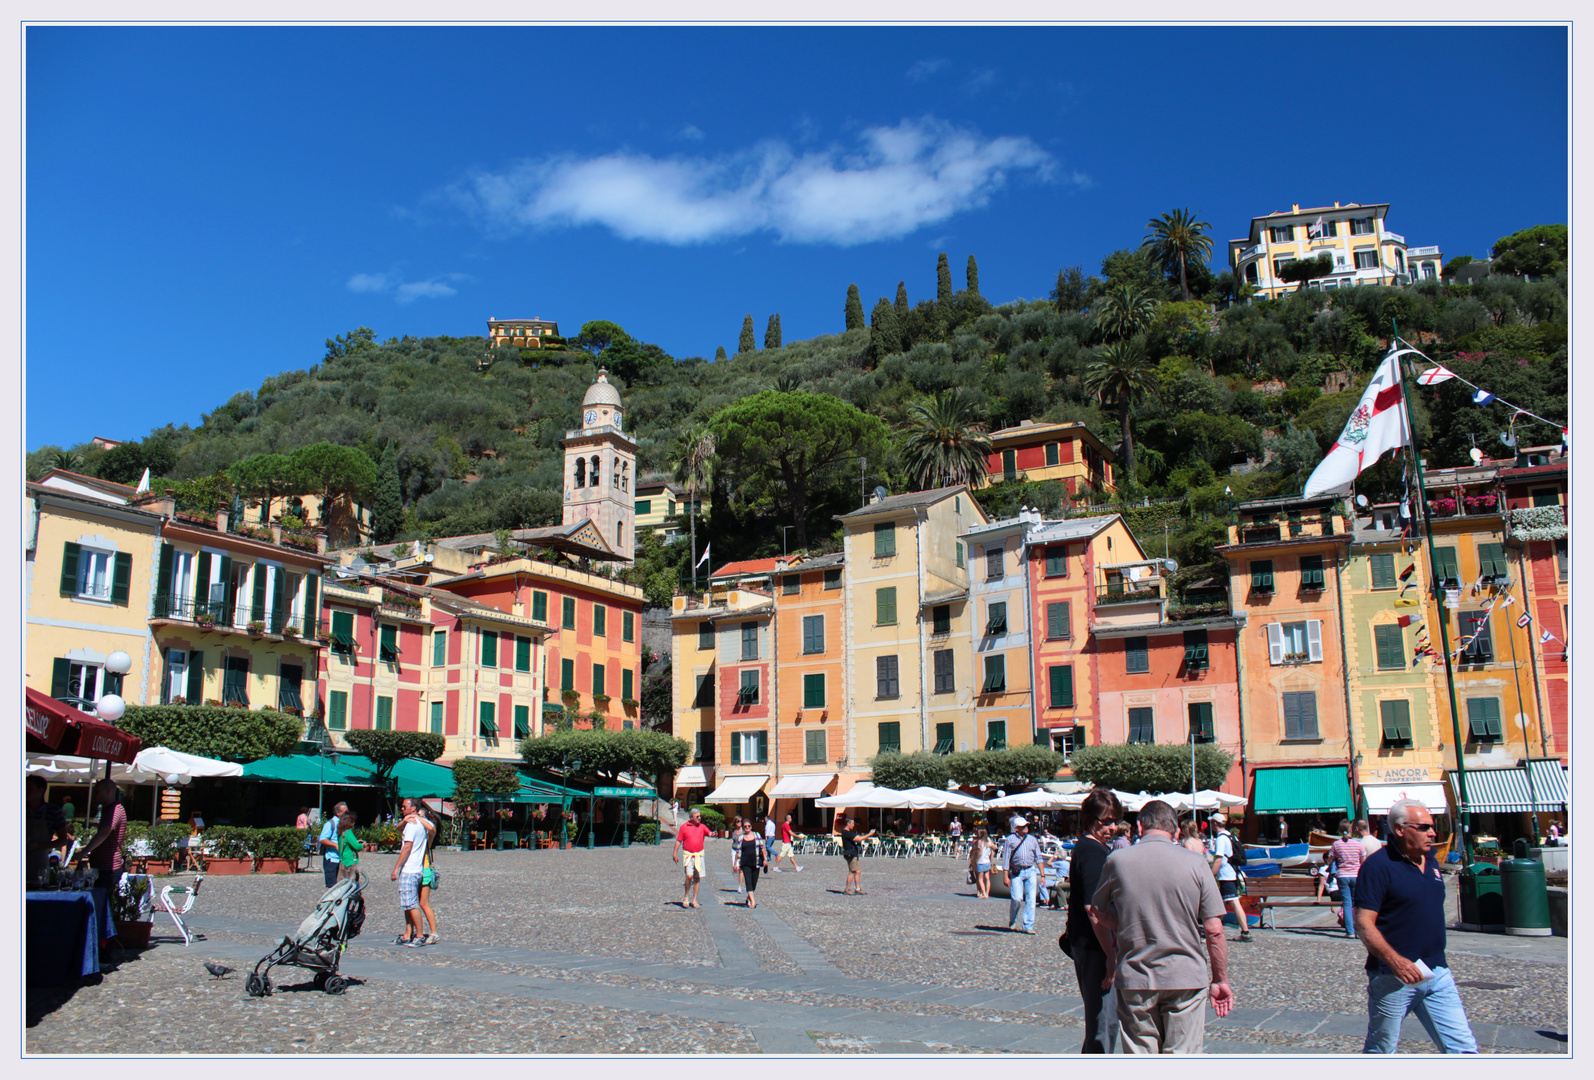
xmin=337 ymin=810 xmax=364 ymax=880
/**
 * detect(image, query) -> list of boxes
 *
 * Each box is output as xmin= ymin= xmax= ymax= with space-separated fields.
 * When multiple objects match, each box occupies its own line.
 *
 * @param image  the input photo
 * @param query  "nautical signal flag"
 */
xmin=1541 ymin=629 xmax=1556 ymax=644
xmin=1519 ymin=612 xmax=1533 ymax=628
xmin=1397 ymin=614 xmax=1416 ymax=627
xmin=1399 ymin=563 xmax=1416 ymax=581
xmin=1302 ymin=349 xmax=1419 ymax=499
xmin=1472 ymin=389 xmax=1497 ymax=406
xmin=1417 ymin=365 xmax=1456 ymax=385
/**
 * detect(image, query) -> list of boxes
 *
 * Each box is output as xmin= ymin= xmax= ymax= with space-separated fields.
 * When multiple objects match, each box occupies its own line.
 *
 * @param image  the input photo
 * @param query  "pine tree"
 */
xmin=739 ymin=315 xmax=756 ymax=354
xmin=966 ymin=255 xmax=980 ymax=295
xmin=845 ymin=283 xmax=865 ymax=330
xmin=937 ymin=252 xmax=953 ymax=303
xmin=715 ymin=345 xmax=728 ymax=362
xmin=764 ymin=313 xmax=782 ymax=350
xmin=894 ymin=281 xmax=909 ymax=321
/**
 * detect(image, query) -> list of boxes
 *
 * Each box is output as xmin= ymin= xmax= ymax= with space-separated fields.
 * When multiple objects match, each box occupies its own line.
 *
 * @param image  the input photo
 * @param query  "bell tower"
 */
xmin=562 ymin=369 xmax=637 ymax=563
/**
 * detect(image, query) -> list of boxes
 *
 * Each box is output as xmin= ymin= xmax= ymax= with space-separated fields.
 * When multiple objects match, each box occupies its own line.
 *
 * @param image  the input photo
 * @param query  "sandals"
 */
xmin=424 ymin=934 xmax=440 ymax=945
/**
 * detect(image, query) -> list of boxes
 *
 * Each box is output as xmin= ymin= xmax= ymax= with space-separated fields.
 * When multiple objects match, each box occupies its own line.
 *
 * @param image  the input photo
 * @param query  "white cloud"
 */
xmin=445 ymin=117 xmax=1061 ymax=247
xmin=906 ymin=58 xmax=949 ymax=81
xmin=346 ymin=272 xmax=394 ymax=293
xmin=963 ymin=68 xmax=998 ymax=94
xmin=678 ymin=124 xmax=705 ymax=141
xmin=346 ymin=270 xmax=464 ymax=302
xmin=395 ymin=279 xmax=458 ymax=303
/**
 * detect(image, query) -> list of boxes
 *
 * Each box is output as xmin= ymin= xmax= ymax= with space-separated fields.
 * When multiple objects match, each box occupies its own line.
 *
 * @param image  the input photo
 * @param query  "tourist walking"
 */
xmin=672 ymin=807 xmax=711 ymax=908
xmin=737 ymin=819 xmax=767 ymax=907
xmin=391 ymin=797 xmax=429 ymax=947
xmin=1110 ymin=820 xmax=1132 ymax=851
xmin=1356 ymin=818 xmax=1384 ymax=859
xmin=1066 ymin=788 xmax=1122 ymax=1054
xmin=772 ymin=814 xmax=802 ymax=872
xmin=999 ymin=815 xmax=1042 ymax=934
xmin=968 ymin=827 xmax=993 ymax=898
xmin=318 ymin=802 xmax=347 ymax=887
xmin=1208 ymin=813 xmax=1251 ymax=943
xmin=1179 ymin=820 xmax=1206 ymax=855
xmin=1090 ymin=799 xmax=1233 ymax=1054
xmin=1354 ymin=798 xmax=1477 ymax=1053
xmin=336 ymin=809 xmax=363 ymax=880
xmin=729 ymin=817 xmax=747 ymax=893
xmin=763 ymin=814 xmax=778 ymax=866
xmin=835 ymin=816 xmax=875 ymax=895
xmin=413 ymin=804 xmax=441 ymax=944
xmin=1329 ymin=823 xmax=1364 ymax=938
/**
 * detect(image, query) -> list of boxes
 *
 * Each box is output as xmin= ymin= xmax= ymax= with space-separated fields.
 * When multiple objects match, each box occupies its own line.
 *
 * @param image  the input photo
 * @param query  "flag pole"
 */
xmin=1391 ymin=323 xmax=1473 ymax=865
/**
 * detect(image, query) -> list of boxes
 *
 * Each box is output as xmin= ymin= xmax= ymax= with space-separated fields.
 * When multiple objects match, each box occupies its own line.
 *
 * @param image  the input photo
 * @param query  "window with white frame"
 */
xmin=1269 ymin=225 xmax=1294 ymax=243
xmin=1266 ymin=620 xmax=1323 ymax=664
xmin=67 ymin=661 xmax=106 ymax=705
xmin=164 ymin=650 xmax=187 ymax=704
xmin=76 ymin=548 xmax=114 ymax=600
xmin=1350 ymin=217 xmax=1375 ymax=236
xmin=1354 ymin=249 xmax=1379 ymax=270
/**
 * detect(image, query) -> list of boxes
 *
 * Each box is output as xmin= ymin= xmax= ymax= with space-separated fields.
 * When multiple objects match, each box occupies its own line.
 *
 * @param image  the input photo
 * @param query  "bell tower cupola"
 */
xmin=562 ymin=368 xmax=637 ymax=563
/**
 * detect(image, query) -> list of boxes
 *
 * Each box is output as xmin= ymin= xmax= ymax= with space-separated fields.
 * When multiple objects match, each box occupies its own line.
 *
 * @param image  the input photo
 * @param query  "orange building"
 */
xmin=769 ymin=553 xmax=846 ymax=830
xmin=1498 ymin=446 xmax=1568 ymax=760
xmin=979 ymin=420 xmax=1116 ymax=496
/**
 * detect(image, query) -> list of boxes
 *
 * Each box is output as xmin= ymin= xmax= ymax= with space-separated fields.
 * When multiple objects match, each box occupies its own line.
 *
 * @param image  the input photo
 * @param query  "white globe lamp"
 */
xmin=105 ymin=650 xmax=133 ymax=676
xmin=94 ymin=694 xmax=127 ymax=722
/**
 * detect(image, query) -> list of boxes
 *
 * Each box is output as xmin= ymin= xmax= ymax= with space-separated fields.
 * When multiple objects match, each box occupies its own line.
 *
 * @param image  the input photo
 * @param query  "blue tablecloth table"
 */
xmin=26 ymin=889 xmax=110 ymax=986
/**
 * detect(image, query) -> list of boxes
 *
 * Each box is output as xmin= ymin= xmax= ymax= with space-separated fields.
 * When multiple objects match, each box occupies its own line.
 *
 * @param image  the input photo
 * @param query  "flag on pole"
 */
xmin=1302 ymin=349 xmax=1418 ymax=498
xmin=1518 ymin=612 xmax=1533 ymax=628
xmin=1417 ymin=365 xmax=1456 ymax=385
xmin=1397 ymin=614 xmax=1415 ymax=627
xmin=1472 ymin=388 xmax=1497 ymax=406
xmin=1399 ymin=563 xmax=1415 ymax=581
xmin=1308 ymin=216 xmax=1325 ymax=238
xmin=695 ymin=543 xmax=712 ymax=569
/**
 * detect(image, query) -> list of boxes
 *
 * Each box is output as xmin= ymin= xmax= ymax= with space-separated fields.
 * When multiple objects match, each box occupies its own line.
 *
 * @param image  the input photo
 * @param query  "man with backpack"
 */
xmin=1209 ymin=813 xmax=1251 ymax=943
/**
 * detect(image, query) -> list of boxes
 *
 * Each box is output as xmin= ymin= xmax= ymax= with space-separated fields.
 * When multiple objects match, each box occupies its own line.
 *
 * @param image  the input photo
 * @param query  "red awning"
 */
xmin=24 ymin=688 xmax=142 ymax=764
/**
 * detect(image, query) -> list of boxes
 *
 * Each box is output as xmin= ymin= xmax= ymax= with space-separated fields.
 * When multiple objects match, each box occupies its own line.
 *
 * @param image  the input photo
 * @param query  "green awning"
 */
xmin=1253 ymin=765 xmax=1352 ymax=815
xmin=240 ymin=754 xmax=375 ymax=787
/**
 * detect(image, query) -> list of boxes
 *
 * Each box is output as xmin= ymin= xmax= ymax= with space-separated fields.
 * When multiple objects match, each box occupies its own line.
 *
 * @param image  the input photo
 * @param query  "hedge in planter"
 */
xmin=1068 ymin=742 xmax=1235 ymax=793
xmin=118 ymin=704 xmax=305 ymax=761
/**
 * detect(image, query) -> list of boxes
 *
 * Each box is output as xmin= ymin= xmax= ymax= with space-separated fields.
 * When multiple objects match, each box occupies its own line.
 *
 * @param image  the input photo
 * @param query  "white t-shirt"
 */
xmin=1212 ymin=830 xmax=1238 ymax=881
xmin=400 ymin=819 xmax=428 ymax=875
xmin=764 ymin=818 xmax=776 ymax=841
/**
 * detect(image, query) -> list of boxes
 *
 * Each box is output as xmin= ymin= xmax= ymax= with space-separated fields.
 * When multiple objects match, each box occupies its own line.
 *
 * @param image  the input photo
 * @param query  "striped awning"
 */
xmin=1448 ymin=760 xmax=1568 ymax=813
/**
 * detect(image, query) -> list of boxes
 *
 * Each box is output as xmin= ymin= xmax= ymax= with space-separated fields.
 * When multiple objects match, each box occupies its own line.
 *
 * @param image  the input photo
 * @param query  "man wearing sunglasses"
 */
xmin=1352 ymin=798 xmax=1477 ymax=1053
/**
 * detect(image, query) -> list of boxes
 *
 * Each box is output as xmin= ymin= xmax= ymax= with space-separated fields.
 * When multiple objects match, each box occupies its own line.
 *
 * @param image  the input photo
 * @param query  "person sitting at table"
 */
xmin=27 ymin=776 xmax=72 ymax=885
xmin=79 ymin=780 xmax=127 ymax=899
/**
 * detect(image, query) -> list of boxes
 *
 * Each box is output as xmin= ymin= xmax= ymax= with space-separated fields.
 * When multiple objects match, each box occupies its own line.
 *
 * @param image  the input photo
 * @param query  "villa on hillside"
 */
xmin=1228 ymin=201 xmax=1444 ymax=300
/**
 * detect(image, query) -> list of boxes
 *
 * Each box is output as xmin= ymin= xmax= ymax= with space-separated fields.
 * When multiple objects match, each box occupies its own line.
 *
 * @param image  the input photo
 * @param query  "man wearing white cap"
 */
xmin=999 ymin=815 xmax=1042 ymax=934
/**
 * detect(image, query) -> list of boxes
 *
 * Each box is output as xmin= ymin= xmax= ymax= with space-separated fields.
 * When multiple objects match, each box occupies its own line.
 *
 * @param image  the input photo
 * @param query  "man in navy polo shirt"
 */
xmin=1353 ymin=798 xmax=1477 ymax=1053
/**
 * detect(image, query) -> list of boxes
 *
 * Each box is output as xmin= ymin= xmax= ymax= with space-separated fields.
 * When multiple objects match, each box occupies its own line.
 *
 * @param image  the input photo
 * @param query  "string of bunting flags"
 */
xmin=1398 ymin=336 xmax=1568 ymax=453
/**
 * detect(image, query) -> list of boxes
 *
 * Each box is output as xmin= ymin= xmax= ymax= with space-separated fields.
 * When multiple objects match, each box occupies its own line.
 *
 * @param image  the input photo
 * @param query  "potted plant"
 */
xmin=592 ymin=693 xmax=612 ymax=708
xmin=253 ymin=826 xmax=305 ymax=873
xmin=282 ymin=623 xmax=300 ymax=639
xmin=110 ymin=873 xmax=154 ymax=949
xmin=201 ymin=826 xmax=256 ymax=874
xmin=247 ymin=620 xmax=266 ymax=636
xmin=561 ymin=689 xmax=580 ymax=705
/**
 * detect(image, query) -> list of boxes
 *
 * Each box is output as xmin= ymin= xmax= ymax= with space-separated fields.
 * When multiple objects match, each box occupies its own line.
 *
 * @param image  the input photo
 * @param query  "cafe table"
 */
xmin=26 ymin=887 xmax=113 ymax=986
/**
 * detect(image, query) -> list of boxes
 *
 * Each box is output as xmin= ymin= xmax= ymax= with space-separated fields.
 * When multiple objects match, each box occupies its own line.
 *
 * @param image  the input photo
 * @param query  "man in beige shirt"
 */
xmin=1090 ymin=799 xmax=1234 ymax=1053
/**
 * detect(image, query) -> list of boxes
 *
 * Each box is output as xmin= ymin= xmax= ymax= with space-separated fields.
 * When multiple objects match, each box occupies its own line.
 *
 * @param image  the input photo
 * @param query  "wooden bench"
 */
xmin=1246 ymin=873 xmax=1340 ymax=929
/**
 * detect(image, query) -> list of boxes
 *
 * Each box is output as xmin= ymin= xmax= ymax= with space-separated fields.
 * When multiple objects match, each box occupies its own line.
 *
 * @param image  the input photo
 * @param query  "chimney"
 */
xmin=1333 ymin=202 xmax=1340 ymax=208
xmin=1292 ymin=203 xmax=1300 ymax=213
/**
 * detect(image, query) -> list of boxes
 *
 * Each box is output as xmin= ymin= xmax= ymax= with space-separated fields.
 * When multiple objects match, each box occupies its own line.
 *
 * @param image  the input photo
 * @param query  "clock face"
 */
xmin=584 ymin=409 xmax=598 ymax=426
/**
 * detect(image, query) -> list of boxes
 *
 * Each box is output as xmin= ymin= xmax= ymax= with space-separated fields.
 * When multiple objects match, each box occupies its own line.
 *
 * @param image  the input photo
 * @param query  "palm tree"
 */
xmin=51 ymin=449 xmax=84 ymax=472
xmin=1093 ymin=285 xmax=1159 ymax=344
xmin=1142 ymin=208 xmax=1214 ymax=302
xmin=899 ymin=390 xmax=993 ymax=490
xmin=1083 ymin=337 xmax=1158 ymax=487
xmin=669 ymin=422 xmax=718 ymax=587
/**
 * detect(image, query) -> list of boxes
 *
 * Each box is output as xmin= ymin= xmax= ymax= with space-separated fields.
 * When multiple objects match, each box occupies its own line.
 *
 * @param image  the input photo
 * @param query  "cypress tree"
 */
xmin=870 ymin=297 xmax=902 ymax=357
xmin=967 ymin=255 xmax=980 ymax=295
xmin=373 ymin=445 xmax=402 ymax=544
xmin=764 ymin=313 xmax=782 ymax=350
xmin=894 ymin=281 xmax=909 ymax=321
xmin=738 ymin=315 xmax=756 ymax=354
xmin=937 ymin=252 xmax=953 ymax=303
xmin=845 ymin=283 xmax=865 ymax=330
xmin=715 ymin=345 xmax=728 ymax=362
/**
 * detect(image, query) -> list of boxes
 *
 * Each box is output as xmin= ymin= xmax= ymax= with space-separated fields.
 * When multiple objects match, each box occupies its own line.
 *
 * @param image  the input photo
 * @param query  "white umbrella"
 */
xmin=899 ymin=786 xmax=987 ymax=810
xmin=28 ymin=754 xmax=163 ymax=785
xmin=983 ymin=789 xmax=1082 ymax=810
xmin=134 ymin=746 xmax=242 ymax=780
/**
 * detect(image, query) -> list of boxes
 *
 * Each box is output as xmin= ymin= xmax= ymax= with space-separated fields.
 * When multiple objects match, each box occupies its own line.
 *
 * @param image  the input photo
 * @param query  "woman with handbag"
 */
xmin=736 ymin=818 xmax=767 ymax=908
xmin=968 ymin=828 xmax=993 ymax=898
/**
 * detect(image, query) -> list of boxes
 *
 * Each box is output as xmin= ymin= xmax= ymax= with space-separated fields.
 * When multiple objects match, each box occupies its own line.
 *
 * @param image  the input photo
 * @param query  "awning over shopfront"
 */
xmin=1360 ymin=782 xmax=1450 ymax=815
xmin=674 ymin=765 xmax=712 ymax=788
xmin=241 ymin=754 xmax=376 ymax=786
xmin=1253 ymin=765 xmax=1352 ymax=816
xmin=25 ymin=688 xmax=142 ymax=764
xmin=770 ymin=773 xmax=835 ymax=798
xmin=1447 ymin=760 xmax=1568 ymax=813
xmin=705 ymin=773 xmax=769 ymax=804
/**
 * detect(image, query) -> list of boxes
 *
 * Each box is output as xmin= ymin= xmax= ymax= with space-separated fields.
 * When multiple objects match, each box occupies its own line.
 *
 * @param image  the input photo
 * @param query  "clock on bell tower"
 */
xmin=562 ymin=368 xmax=636 ymax=563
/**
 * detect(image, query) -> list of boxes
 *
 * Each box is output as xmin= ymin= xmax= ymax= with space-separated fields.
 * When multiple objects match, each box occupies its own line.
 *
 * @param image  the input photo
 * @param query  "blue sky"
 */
xmin=25 ymin=24 xmax=1568 ymax=452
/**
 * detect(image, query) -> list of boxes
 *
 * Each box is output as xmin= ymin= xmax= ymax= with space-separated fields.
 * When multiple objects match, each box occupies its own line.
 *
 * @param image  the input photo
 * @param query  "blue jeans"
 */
xmin=1337 ymin=875 xmax=1357 ymax=936
xmin=1363 ymin=966 xmax=1478 ymax=1053
xmin=1008 ymin=865 xmax=1038 ymax=931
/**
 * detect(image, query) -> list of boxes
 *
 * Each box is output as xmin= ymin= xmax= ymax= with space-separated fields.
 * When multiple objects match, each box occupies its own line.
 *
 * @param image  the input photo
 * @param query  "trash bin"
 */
xmin=1458 ymin=863 xmax=1503 ymax=932
xmin=1501 ymin=839 xmax=1552 ymax=936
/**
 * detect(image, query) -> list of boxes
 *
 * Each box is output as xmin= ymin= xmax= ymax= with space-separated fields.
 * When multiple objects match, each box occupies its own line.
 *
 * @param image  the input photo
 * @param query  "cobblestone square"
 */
xmin=26 ymin=843 xmax=1569 ymax=1055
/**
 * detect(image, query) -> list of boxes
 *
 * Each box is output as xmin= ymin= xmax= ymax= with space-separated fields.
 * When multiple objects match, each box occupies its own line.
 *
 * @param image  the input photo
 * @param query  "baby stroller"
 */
xmin=246 ymin=870 xmax=366 ymax=996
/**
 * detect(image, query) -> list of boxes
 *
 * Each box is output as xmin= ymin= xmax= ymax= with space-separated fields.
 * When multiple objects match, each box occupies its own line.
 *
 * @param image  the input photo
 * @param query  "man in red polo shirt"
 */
xmin=672 ymin=807 xmax=713 ymax=909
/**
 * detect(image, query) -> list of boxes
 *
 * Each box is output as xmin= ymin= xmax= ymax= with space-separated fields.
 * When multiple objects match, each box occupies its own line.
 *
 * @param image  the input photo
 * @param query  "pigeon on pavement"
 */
xmin=203 ymin=962 xmax=235 ymax=979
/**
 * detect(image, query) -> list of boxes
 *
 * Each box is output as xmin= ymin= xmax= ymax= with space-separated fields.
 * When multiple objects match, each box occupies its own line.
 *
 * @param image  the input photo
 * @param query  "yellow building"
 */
xmin=835 ymin=486 xmax=989 ymax=784
xmin=487 ymin=316 xmax=561 ymax=349
xmin=978 ymin=420 xmax=1116 ymax=497
xmin=633 ymin=480 xmax=707 ymax=541
xmin=1228 ymin=201 xmax=1444 ymax=300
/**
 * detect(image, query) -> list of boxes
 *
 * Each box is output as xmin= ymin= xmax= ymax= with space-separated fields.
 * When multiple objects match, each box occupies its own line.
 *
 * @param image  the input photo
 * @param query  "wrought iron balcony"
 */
xmin=1096 ymin=581 xmax=1164 ymax=605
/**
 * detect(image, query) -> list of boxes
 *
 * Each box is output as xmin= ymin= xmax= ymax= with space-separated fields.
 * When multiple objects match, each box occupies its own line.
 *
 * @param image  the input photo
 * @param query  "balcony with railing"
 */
xmin=1227 ymin=503 xmax=1340 ymax=545
xmin=1426 ymin=492 xmax=1501 ymax=519
xmin=1505 ymin=504 xmax=1568 ymax=541
xmin=151 ymin=593 xmax=320 ymax=643
xmin=1096 ymin=579 xmax=1165 ymax=606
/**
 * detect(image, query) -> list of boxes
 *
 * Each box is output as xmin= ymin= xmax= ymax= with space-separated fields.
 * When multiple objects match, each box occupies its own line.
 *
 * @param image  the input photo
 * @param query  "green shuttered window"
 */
xmin=803 ymin=672 xmax=825 ymax=708
xmin=1467 ymin=697 xmax=1503 ymax=741
xmin=1370 ymin=553 xmax=1396 ymax=589
xmin=515 ymin=636 xmax=532 ymax=672
xmin=1374 ymin=624 xmax=1405 ymax=670
xmin=1188 ymin=701 xmax=1214 ymax=742
xmin=1048 ymin=664 xmax=1074 ymax=708
xmin=874 ymin=522 xmax=896 ymax=557
xmin=1380 ymin=700 xmax=1412 ymax=746
xmin=876 ymin=587 xmax=897 ymax=626
xmin=480 ymin=630 xmax=498 ymax=667
xmin=532 ymin=590 xmax=548 ymax=622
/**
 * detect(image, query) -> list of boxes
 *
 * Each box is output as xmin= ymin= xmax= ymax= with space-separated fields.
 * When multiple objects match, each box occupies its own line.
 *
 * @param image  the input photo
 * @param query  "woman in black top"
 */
xmin=835 ymin=815 xmax=876 ymax=895
xmin=1066 ymin=788 xmax=1123 ymax=1054
xmin=737 ymin=821 xmax=767 ymax=907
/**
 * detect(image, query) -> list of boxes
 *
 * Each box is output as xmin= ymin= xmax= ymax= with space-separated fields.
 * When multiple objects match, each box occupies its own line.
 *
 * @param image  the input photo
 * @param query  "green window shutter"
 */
xmin=1300 ymin=554 xmax=1325 ymax=589
xmin=278 ymin=664 xmax=303 ymax=711
xmin=1049 ymin=664 xmax=1074 ymax=708
xmin=433 ymin=630 xmax=447 ymax=667
xmin=304 ymin=574 xmax=318 ymax=632
xmin=1434 ymin=546 xmax=1459 ymax=583
xmin=1251 ymin=560 xmax=1274 ymax=590
xmin=270 ymin=567 xmax=286 ymax=630
xmin=251 ymin=564 xmax=268 ymax=622
xmin=514 ymin=704 xmax=530 ymax=739
xmin=1046 ymin=601 xmax=1068 ymax=639
xmin=806 ymin=729 xmax=828 ymax=764
xmin=1002 ymin=449 xmax=1016 ymax=480
xmin=185 ymin=651 xmax=203 ymax=703
xmin=332 ymin=610 xmax=354 ymax=650
xmin=699 ymin=622 xmax=714 ymax=649
xmin=58 ymin=541 xmax=82 ymax=595
xmin=804 ymin=672 xmax=825 ymax=708
xmin=481 ymin=630 xmax=498 ymax=667
xmin=594 ymin=605 xmax=607 ymax=636
xmin=1381 ymin=700 xmax=1412 ymax=743
xmin=1479 ymin=543 xmax=1507 ymax=578
xmin=51 ymin=657 xmax=71 ymax=698
xmin=1046 ymin=441 xmax=1060 ymax=467
xmin=1468 ymin=698 xmax=1502 ymax=740
xmin=635 ymin=499 xmax=651 ymax=515
xmin=532 ymin=591 xmax=548 ymax=622
xmin=193 ymin=551 xmax=211 ymax=613
xmin=430 ymin=701 xmax=444 ymax=735
xmin=757 ymin=731 xmax=769 ymax=764
xmin=934 ymin=722 xmax=954 ymax=755
xmin=876 ymin=586 xmax=897 ymax=625
xmin=1188 ymin=701 xmax=1214 ymax=742
xmin=329 ymin=689 xmax=347 ymax=730
xmin=803 ymin=615 xmax=825 ymax=653
xmin=516 ymin=636 xmax=531 ymax=672
xmin=592 ymin=664 xmax=605 ymax=697
xmin=730 ymin=734 xmax=742 ymax=765
xmin=623 ymin=610 xmax=635 ymax=642
xmin=1125 ymin=636 xmax=1149 ymax=673
xmin=1045 ymin=546 xmax=1067 ymax=577
xmin=1128 ymin=707 xmax=1154 ymax=743
xmin=932 ymin=604 xmax=950 ymax=635
xmin=223 ymin=657 xmax=249 ymax=706
xmin=986 ymin=601 xmax=1007 ymax=633
xmin=622 ymin=668 xmax=634 ymax=700
xmin=956 ymin=542 xmax=964 ymax=569
xmin=982 ymin=654 xmax=1005 ymax=693
xmin=562 ymin=596 xmax=576 ymax=628
xmin=1370 ymin=553 xmax=1396 ymax=589
xmin=878 ymin=721 xmax=900 ymax=752
xmin=986 ymin=719 xmax=1006 ymax=749
xmin=480 ymin=701 xmax=496 ymax=737
xmin=1374 ymin=624 xmax=1404 ymax=670
xmin=110 ymin=551 xmax=133 ymax=605
xmin=376 ymin=697 xmax=393 ymax=730
xmin=560 ymin=658 xmax=574 ymax=691
xmin=380 ymin=623 xmax=398 ymax=662
xmin=875 ymin=522 xmax=896 ymax=556
xmin=155 ymin=543 xmax=174 ymax=610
